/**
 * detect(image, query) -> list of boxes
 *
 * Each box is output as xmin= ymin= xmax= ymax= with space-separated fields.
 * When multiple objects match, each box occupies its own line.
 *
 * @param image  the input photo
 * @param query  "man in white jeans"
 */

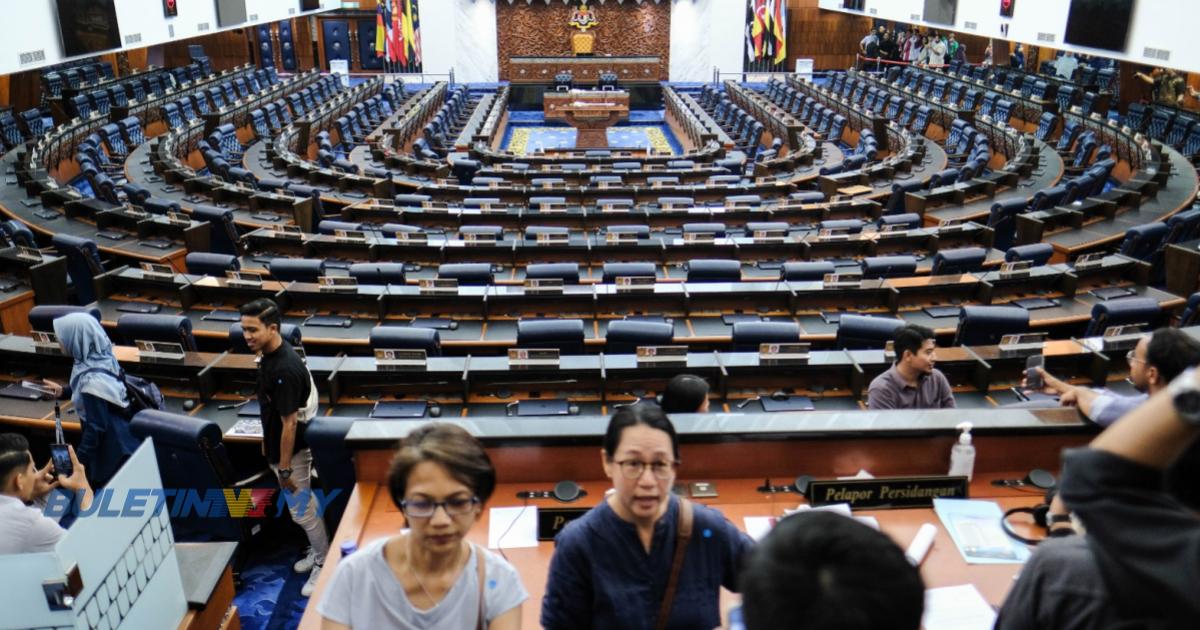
xmin=240 ymin=298 xmax=329 ymax=597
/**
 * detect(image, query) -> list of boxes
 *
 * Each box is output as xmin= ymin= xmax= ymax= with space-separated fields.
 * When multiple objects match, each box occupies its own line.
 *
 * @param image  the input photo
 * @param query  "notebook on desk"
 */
xmin=201 ymin=310 xmax=241 ymax=322
xmin=304 ymin=315 xmax=352 ymax=328
xmin=116 ymin=302 xmax=162 ymax=314
xmin=1089 ymin=286 xmax=1136 ymax=301
xmin=922 ymin=306 xmax=962 ymax=318
xmin=761 ymin=395 xmax=816 ymax=412
xmin=236 ymin=400 xmax=261 ymax=417
xmin=0 ymin=383 xmax=46 ymax=401
xmin=722 ymin=314 xmax=761 ymax=325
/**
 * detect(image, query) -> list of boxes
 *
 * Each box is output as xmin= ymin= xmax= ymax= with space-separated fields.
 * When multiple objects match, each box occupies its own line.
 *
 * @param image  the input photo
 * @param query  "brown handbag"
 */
xmin=655 ymin=498 xmax=694 ymax=630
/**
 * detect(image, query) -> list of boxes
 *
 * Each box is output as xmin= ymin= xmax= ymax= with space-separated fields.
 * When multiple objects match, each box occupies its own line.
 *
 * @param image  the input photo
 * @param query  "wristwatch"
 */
xmin=1168 ymin=367 xmax=1200 ymax=426
xmin=278 ymin=468 xmax=293 ymax=480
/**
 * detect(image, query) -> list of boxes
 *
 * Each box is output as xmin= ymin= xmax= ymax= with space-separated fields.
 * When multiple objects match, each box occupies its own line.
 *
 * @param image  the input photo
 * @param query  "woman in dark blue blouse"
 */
xmin=541 ymin=403 xmax=753 ymax=630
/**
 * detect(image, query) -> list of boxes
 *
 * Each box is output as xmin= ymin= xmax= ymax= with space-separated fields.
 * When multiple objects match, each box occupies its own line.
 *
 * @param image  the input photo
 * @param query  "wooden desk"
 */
xmin=544 ymin=91 xmax=631 ymax=149
xmin=298 ymin=476 xmax=1053 ymax=630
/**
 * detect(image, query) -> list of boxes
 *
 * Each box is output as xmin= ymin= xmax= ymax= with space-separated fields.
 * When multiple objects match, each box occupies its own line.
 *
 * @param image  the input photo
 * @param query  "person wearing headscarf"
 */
xmin=42 ymin=313 xmax=140 ymax=488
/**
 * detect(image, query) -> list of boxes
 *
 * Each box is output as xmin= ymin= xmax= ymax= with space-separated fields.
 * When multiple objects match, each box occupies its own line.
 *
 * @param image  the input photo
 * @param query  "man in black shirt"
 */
xmin=240 ymin=298 xmax=329 ymax=598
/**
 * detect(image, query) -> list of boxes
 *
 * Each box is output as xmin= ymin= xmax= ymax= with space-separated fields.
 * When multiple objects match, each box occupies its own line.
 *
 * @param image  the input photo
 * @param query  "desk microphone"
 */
xmin=517 ymin=480 xmax=585 ymax=503
xmin=217 ymin=399 xmax=252 ymax=411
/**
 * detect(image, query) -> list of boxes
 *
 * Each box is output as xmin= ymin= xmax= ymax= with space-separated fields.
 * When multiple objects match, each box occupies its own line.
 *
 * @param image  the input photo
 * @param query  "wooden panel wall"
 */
xmin=496 ymin=2 xmax=670 ymax=81
xmin=786 ymin=0 xmax=872 ymax=70
xmin=161 ymin=29 xmax=254 ymax=73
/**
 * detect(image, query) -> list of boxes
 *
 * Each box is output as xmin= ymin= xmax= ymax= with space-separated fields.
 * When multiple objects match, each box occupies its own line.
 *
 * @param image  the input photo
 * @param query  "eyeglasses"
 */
xmin=613 ymin=459 xmax=677 ymax=480
xmin=399 ymin=496 xmax=480 ymax=518
xmin=1126 ymin=350 xmax=1144 ymax=364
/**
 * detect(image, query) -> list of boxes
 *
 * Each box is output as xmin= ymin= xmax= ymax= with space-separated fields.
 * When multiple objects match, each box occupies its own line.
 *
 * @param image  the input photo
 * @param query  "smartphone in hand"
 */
xmin=50 ymin=443 xmax=73 ymax=478
xmin=1025 ymin=355 xmax=1045 ymax=390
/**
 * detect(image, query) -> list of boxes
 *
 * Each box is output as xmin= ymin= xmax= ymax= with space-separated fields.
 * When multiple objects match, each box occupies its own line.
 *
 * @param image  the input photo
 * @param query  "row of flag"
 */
xmin=374 ymin=0 xmax=423 ymax=70
xmin=746 ymin=0 xmax=788 ymax=69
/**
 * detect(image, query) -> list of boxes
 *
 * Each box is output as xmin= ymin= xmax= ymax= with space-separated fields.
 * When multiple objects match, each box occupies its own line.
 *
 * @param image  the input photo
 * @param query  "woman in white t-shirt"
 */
xmin=318 ymin=424 xmax=527 ymax=629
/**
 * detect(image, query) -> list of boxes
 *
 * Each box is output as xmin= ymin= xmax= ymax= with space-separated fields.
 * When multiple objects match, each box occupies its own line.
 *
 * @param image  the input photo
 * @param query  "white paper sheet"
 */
xmin=488 ymin=506 xmax=539 ymax=549
xmin=921 ymin=584 xmax=997 ymax=630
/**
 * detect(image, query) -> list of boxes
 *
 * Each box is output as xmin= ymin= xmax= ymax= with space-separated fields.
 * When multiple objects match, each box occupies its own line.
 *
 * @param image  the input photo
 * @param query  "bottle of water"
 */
xmin=948 ymin=421 xmax=975 ymax=481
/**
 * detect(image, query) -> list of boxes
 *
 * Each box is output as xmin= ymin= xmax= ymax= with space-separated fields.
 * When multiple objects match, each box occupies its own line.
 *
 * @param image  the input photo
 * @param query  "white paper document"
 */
xmin=922 ymin=584 xmax=997 ymax=630
xmin=488 ymin=506 xmax=539 ymax=549
xmin=933 ymin=498 xmax=1031 ymax=564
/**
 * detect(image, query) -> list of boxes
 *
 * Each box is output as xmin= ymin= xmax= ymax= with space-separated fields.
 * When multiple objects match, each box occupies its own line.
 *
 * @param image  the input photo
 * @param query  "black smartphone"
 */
xmin=1025 ymin=355 xmax=1045 ymax=390
xmin=50 ymin=443 xmax=72 ymax=478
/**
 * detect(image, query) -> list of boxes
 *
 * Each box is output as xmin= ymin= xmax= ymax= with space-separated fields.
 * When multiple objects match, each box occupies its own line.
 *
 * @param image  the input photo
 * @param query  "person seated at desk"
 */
xmin=41 ymin=313 xmax=141 ymax=488
xmin=867 ymin=325 xmax=955 ymax=410
xmin=1024 ymin=364 xmax=1200 ymax=626
xmin=660 ymin=374 xmax=710 ymax=414
xmin=0 ymin=436 xmax=92 ymax=554
xmin=735 ymin=511 xmax=925 ymax=630
xmin=541 ymin=402 xmax=753 ymax=630
xmin=318 ymin=423 xmax=527 ymax=629
xmin=1023 ymin=328 xmax=1200 ymax=426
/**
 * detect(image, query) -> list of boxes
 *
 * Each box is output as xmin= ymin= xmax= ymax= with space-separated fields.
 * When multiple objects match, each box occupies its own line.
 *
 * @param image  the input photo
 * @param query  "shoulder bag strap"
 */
xmin=655 ymin=498 xmax=694 ymax=630
xmin=475 ymin=543 xmax=487 ymax=630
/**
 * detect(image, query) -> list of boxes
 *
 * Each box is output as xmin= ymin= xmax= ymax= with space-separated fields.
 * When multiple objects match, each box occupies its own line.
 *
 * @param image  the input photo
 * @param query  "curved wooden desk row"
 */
xmin=297 ymin=406 xmax=1097 ymax=629
xmin=665 ymin=85 xmax=735 ymax=151
xmin=89 ymin=252 xmax=1176 ymax=355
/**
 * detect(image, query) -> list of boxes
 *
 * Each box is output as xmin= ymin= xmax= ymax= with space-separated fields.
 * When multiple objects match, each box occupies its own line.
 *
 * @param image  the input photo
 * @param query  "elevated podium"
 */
xmin=544 ymin=89 xmax=631 ymax=149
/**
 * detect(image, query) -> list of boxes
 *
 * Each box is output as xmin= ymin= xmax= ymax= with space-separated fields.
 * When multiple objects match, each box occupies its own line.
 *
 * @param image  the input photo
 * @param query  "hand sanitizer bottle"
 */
xmin=948 ymin=421 xmax=975 ymax=481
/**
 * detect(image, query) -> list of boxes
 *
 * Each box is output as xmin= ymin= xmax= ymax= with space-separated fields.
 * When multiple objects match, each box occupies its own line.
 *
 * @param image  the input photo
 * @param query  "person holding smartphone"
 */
xmin=0 ymin=434 xmax=93 ymax=554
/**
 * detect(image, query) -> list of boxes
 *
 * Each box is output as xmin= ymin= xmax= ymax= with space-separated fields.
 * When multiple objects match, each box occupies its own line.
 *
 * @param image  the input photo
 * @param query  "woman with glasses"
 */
xmin=318 ymin=424 xmax=527 ymax=629
xmin=541 ymin=402 xmax=753 ymax=630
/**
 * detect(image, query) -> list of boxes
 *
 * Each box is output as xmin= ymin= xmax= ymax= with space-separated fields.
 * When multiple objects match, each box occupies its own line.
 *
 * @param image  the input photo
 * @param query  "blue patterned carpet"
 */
xmin=502 ymin=108 xmax=683 ymax=155
xmin=234 ymin=536 xmax=311 ymax=630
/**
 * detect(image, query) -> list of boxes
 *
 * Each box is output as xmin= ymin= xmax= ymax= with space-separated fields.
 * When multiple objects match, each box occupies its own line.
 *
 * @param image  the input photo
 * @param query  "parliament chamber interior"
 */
xmin=0 ymin=0 xmax=1198 ymax=629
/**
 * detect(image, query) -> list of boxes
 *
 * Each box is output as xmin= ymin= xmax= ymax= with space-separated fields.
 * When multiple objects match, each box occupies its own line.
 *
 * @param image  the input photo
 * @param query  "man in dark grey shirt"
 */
xmin=867 ymin=324 xmax=955 ymax=410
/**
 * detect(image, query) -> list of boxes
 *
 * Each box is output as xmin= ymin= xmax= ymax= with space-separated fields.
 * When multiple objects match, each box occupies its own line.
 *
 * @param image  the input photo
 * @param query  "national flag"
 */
xmin=409 ymin=0 xmax=423 ymax=66
xmin=391 ymin=0 xmax=405 ymax=64
xmin=374 ymin=4 xmax=386 ymax=58
xmin=771 ymin=0 xmax=787 ymax=64
xmin=751 ymin=0 xmax=767 ymax=61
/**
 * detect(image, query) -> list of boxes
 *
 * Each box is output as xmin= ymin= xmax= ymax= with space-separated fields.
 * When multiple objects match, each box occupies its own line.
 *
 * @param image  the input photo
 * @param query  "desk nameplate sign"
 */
xmin=823 ymin=273 xmax=862 ymax=289
xmin=1073 ymin=252 xmax=1105 ymax=271
xmin=16 ymin=246 xmax=43 ymax=262
xmin=419 ymin=278 xmax=458 ymax=295
xmin=605 ymin=232 xmax=638 ymax=245
xmin=999 ymin=332 xmax=1047 ymax=358
xmin=225 ymin=271 xmax=263 ymax=288
xmin=759 ymin=342 xmax=811 ymax=365
xmin=32 ymin=331 xmax=62 ymax=355
xmin=509 ymin=348 xmax=560 ymax=368
xmin=270 ymin=224 xmax=304 ymax=241
xmin=463 ymin=233 xmax=497 ymax=246
xmin=818 ymin=228 xmax=850 ymax=241
xmin=877 ymin=224 xmax=909 ymax=239
xmin=537 ymin=508 xmax=589 ymax=541
xmin=683 ymin=232 xmax=716 ymax=245
xmin=136 ymin=340 xmax=187 ymax=363
xmin=636 ymin=345 xmax=687 ymax=367
xmin=998 ymin=260 xmax=1032 ymax=280
xmin=396 ymin=231 xmax=428 ymax=244
xmin=334 ymin=229 xmax=369 ymax=244
xmin=938 ymin=218 xmax=967 ymax=234
xmin=375 ymin=348 xmax=427 ymax=369
xmin=524 ymin=278 xmax=563 ymax=295
xmin=319 ymin=275 xmax=358 ymax=293
xmin=165 ymin=211 xmax=191 ymax=227
xmin=615 ymin=276 xmax=655 ymax=293
xmin=139 ymin=263 xmax=175 ymax=282
xmin=600 ymin=204 xmax=629 ymax=213
xmin=536 ymin=232 xmax=570 ymax=245
xmin=752 ymin=230 xmax=787 ymax=243
xmin=808 ymin=475 xmax=969 ymax=509
xmin=536 ymin=203 xmax=569 ymax=214
xmin=1101 ymin=324 xmax=1147 ymax=353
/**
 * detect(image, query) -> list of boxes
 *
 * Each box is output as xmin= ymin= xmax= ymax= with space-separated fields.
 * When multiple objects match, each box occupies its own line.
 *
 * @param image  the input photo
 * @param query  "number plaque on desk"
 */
xmin=683 ymin=232 xmax=716 ymax=244
xmin=823 ymin=273 xmax=862 ymax=289
xmin=375 ymin=348 xmax=427 ymax=369
xmin=463 ymin=232 xmax=497 ymax=246
xmin=818 ymin=228 xmax=850 ymax=241
xmin=937 ymin=218 xmax=967 ymax=233
xmin=759 ymin=342 xmax=811 ymax=365
xmin=334 ymin=229 xmax=368 ymax=243
xmin=615 ymin=276 xmax=655 ymax=292
xmin=319 ymin=275 xmax=358 ymax=293
xmin=139 ymin=263 xmax=175 ymax=282
xmin=165 ymin=211 xmax=191 ymax=227
xmin=536 ymin=232 xmax=570 ymax=245
xmin=508 ymin=348 xmax=560 ymax=367
xmin=270 ymin=224 xmax=304 ymax=240
xmin=1101 ymin=324 xmax=1146 ymax=352
xmin=999 ymin=332 xmax=1047 ymax=357
xmin=752 ymin=229 xmax=787 ymax=243
xmin=636 ymin=345 xmax=687 ymax=366
xmin=419 ymin=278 xmax=458 ymax=295
xmin=15 ymin=246 xmax=43 ymax=262
xmin=396 ymin=230 xmax=428 ymax=244
xmin=225 ymin=271 xmax=263 ymax=288
xmin=605 ymin=232 xmax=638 ymax=245
xmin=524 ymin=278 xmax=563 ymax=294
xmin=1073 ymin=252 xmax=1105 ymax=270
xmin=998 ymin=260 xmax=1032 ymax=279
xmin=136 ymin=340 xmax=186 ymax=362
xmin=32 ymin=331 xmax=62 ymax=355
